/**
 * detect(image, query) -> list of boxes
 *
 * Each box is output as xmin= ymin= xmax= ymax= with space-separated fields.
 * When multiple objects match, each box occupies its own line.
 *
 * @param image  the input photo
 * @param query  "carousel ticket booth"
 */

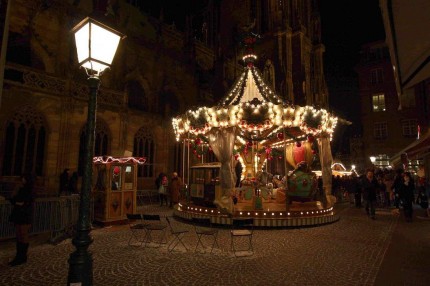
xmin=92 ymin=156 xmax=146 ymax=225
xmin=189 ymin=163 xmax=222 ymax=207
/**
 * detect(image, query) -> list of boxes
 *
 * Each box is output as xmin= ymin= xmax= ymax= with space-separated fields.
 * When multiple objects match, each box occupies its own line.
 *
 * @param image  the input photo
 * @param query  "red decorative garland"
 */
xmin=93 ymin=156 xmax=146 ymax=165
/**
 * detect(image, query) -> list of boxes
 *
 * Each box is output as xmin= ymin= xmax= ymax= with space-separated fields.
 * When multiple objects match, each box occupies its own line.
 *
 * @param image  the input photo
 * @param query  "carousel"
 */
xmin=172 ymin=34 xmax=339 ymax=227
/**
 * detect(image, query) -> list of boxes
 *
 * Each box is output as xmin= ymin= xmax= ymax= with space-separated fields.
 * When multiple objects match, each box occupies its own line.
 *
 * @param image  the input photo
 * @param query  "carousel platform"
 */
xmin=173 ymin=199 xmax=339 ymax=228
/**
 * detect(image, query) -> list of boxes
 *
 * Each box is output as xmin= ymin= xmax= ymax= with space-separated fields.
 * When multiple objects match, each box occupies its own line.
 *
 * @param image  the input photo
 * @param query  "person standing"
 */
xmin=399 ymin=172 xmax=415 ymax=222
xmin=354 ymin=175 xmax=363 ymax=208
xmin=361 ymin=169 xmax=378 ymax=220
xmin=8 ymin=174 xmax=34 ymax=266
xmin=158 ymin=175 xmax=169 ymax=207
xmin=170 ymin=172 xmax=183 ymax=207
xmin=392 ymin=168 xmax=404 ymax=208
xmin=68 ymin=171 xmax=78 ymax=195
xmin=59 ymin=168 xmax=69 ymax=196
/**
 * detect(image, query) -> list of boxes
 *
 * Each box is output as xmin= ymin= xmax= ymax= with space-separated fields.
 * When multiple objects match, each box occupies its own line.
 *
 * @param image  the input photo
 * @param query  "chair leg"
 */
xmin=168 ymin=234 xmax=188 ymax=252
xmin=210 ymin=234 xmax=219 ymax=253
xmin=195 ymin=234 xmax=205 ymax=252
xmin=177 ymin=234 xmax=188 ymax=251
xmin=159 ymin=230 xmax=167 ymax=247
xmin=167 ymin=236 xmax=179 ymax=252
xmin=231 ymin=236 xmax=253 ymax=257
xmin=144 ymin=230 xmax=152 ymax=248
xmin=129 ymin=231 xmax=145 ymax=247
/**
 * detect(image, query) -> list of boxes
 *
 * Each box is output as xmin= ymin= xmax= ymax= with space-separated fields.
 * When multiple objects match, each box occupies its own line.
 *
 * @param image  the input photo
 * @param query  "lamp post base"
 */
xmin=68 ymin=251 xmax=93 ymax=285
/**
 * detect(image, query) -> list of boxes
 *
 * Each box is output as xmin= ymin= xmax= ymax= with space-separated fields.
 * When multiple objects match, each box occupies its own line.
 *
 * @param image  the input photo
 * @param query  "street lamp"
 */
xmin=68 ymin=17 xmax=124 ymax=286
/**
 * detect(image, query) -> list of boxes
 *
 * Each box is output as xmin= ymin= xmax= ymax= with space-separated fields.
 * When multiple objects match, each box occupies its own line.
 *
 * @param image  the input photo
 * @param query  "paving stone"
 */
xmin=0 ymin=205 xmax=429 ymax=285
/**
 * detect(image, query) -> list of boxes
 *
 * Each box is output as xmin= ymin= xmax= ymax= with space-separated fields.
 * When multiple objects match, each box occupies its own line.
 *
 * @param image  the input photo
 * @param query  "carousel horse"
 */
xmin=286 ymin=161 xmax=317 ymax=203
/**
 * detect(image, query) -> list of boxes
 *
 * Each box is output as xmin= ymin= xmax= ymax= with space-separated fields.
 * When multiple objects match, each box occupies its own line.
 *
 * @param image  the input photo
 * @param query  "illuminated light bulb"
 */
xmin=240 ymin=212 xmax=243 ymax=215
xmin=287 ymin=212 xmax=290 ymax=216
xmin=280 ymin=213 xmax=283 ymax=216
xmin=255 ymin=213 xmax=258 ymax=216
xmin=272 ymin=213 xmax=275 ymax=216
xmin=264 ymin=213 xmax=267 ymax=216
xmin=247 ymin=212 xmax=250 ymax=215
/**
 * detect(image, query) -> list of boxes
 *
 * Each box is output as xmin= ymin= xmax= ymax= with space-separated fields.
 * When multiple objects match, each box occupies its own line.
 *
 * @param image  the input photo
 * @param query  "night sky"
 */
xmin=320 ymin=0 xmax=386 ymax=154
xmin=320 ymin=0 xmax=386 ymax=123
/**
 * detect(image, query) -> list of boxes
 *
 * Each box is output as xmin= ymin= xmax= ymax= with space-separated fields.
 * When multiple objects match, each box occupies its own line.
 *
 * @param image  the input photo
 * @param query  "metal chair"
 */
xmin=230 ymin=218 xmax=254 ymax=257
xmin=192 ymin=217 xmax=219 ymax=253
xmin=166 ymin=216 xmax=189 ymax=252
xmin=126 ymin=213 xmax=148 ymax=246
xmin=142 ymin=214 xmax=167 ymax=248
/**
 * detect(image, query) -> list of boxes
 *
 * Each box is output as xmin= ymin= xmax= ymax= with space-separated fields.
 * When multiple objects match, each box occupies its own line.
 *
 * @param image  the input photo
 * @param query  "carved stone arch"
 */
xmin=31 ymin=37 xmax=55 ymax=73
xmin=1 ymin=105 xmax=48 ymax=176
xmin=159 ymin=75 xmax=182 ymax=116
xmin=125 ymin=73 xmax=152 ymax=112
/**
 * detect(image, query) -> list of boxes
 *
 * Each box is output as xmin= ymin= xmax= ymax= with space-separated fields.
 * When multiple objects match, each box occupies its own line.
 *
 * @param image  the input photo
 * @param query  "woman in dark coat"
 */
xmin=8 ymin=174 xmax=34 ymax=266
xmin=399 ymin=172 xmax=415 ymax=222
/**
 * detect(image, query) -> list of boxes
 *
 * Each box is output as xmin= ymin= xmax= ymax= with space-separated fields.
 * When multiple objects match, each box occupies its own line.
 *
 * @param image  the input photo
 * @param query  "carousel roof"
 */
xmin=219 ymin=61 xmax=284 ymax=106
xmin=172 ymin=41 xmax=338 ymax=145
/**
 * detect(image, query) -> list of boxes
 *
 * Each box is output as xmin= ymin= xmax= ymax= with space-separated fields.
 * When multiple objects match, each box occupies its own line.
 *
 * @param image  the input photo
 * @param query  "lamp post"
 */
xmin=68 ymin=17 xmax=124 ymax=286
xmin=369 ymin=156 xmax=376 ymax=170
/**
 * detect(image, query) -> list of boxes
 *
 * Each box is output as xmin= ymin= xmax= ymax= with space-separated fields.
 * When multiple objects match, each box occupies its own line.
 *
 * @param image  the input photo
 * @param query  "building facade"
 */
xmin=355 ymin=41 xmax=429 ymax=170
xmin=0 ymin=0 xmax=327 ymax=196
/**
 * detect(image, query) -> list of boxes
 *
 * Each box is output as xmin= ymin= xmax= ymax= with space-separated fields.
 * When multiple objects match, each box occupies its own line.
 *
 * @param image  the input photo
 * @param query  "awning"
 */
xmin=390 ymin=131 xmax=430 ymax=166
xmin=380 ymin=0 xmax=430 ymax=98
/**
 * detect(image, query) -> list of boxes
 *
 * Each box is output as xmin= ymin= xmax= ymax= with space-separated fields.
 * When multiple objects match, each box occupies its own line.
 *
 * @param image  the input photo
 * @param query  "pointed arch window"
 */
xmin=78 ymin=120 xmax=110 ymax=176
xmin=133 ymin=127 xmax=154 ymax=178
xmin=127 ymin=80 xmax=148 ymax=112
xmin=2 ymin=106 xmax=46 ymax=176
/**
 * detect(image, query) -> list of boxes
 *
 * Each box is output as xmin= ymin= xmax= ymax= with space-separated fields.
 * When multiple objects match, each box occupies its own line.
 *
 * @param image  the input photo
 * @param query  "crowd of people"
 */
xmin=331 ymin=168 xmax=429 ymax=221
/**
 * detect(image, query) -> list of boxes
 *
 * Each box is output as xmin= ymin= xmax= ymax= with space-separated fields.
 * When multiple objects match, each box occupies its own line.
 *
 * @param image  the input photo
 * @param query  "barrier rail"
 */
xmin=136 ymin=189 xmax=159 ymax=206
xmin=0 ymin=195 xmax=93 ymax=241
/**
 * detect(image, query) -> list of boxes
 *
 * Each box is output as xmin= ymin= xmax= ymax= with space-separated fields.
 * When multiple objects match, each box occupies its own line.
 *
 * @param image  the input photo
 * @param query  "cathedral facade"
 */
xmin=0 ymin=0 xmax=327 ymax=195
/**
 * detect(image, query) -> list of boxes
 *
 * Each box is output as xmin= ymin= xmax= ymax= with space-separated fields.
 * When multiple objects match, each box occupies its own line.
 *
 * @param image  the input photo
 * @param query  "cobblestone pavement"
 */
xmin=1 ymin=204 xmax=429 ymax=286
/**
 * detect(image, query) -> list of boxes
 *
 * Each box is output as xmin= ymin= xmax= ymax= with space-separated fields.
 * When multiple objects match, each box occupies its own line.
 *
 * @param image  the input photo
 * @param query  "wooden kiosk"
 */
xmin=92 ymin=156 xmax=146 ymax=225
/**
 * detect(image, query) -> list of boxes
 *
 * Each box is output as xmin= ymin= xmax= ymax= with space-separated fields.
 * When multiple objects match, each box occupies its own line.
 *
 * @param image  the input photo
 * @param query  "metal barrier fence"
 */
xmin=0 ymin=195 xmax=93 ymax=241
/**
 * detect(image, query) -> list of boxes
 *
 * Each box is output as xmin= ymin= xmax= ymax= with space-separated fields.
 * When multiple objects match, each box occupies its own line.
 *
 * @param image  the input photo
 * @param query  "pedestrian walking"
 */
xmin=399 ymin=172 xmax=415 ymax=222
xmin=170 ymin=172 xmax=183 ymax=207
xmin=392 ymin=168 xmax=404 ymax=208
xmin=158 ymin=175 xmax=169 ymax=206
xmin=68 ymin=171 xmax=78 ymax=194
xmin=8 ymin=174 xmax=34 ymax=266
xmin=59 ymin=168 xmax=70 ymax=196
xmin=361 ymin=169 xmax=378 ymax=220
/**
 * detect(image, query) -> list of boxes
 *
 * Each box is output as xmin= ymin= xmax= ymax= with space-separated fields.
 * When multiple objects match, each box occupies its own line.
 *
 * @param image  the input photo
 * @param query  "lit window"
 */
xmin=374 ymin=122 xmax=387 ymax=139
xmin=374 ymin=154 xmax=390 ymax=168
xmin=402 ymin=119 xmax=418 ymax=137
xmin=372 ymin=94 xmax=386 ymax=112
